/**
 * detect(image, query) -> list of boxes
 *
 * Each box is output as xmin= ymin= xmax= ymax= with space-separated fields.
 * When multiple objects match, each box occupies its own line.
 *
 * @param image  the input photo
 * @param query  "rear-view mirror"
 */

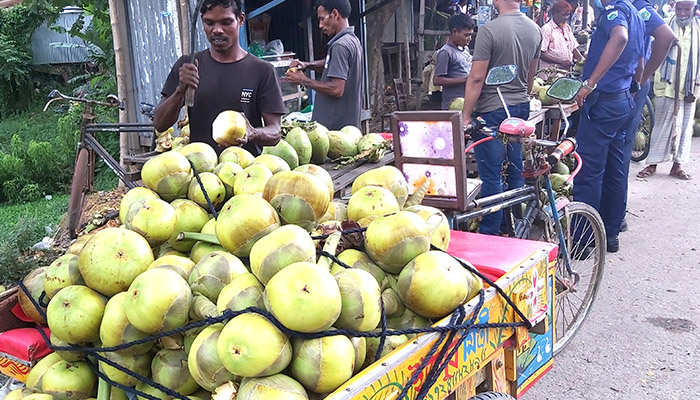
xmin=485 ymin=65 xmax=517 ymax=86
xmin=546 ymin=77 xmax=583 ymax=102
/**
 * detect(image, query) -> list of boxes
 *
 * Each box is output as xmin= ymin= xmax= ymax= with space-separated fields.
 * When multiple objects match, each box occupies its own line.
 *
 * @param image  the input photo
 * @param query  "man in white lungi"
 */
xmin=637 ymin=0 xmax=700 ymax=180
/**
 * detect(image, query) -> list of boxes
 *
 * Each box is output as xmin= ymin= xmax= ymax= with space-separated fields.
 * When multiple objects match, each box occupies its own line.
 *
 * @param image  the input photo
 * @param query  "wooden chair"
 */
xmin=381 ymin=79 xmax=408 ymax=131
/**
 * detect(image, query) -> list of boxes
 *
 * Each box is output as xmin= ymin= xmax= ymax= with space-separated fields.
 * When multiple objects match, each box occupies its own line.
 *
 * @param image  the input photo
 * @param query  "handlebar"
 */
xmin=463 ymin=117 xmax=493 ymax=138
xmin=43 ymin=89 xmax=123 ymax=112
xmin=546 ymin=138 xmax=577 ymax=165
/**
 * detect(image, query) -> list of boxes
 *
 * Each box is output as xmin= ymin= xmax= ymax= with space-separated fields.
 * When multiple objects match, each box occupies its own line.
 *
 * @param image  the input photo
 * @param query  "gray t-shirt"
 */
xmin=312 ymin=27 xmax=363 ymax=130
xmin=473 ymin=13 xmax=542 ymax=113
xmin=435 ymin=43 xmax=472 ymax=109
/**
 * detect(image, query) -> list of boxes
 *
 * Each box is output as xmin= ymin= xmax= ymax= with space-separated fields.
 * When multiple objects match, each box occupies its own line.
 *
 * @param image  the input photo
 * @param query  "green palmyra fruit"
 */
xmin=44 ymin=254 xmax=82 ymax=299
xmin=188 ymin=250 xmax=248 ymax=302
xmin=249 ymin=225 xmax=316 ymax=284
xmin=398 ymin=250 xmax=471 ymax=319
xmin=262 ymin=139 xmax=300 ymax=170
xmin=179 ymin=142 xmax=219 ymax=173
xmin=307 ymin=124 xmax=330 ymax=164
xmin=41 ymin=360 xmax=96 ymax=400
xmin=99 ymin=292 xmax=154 ymax=356
xmin=334 ymin=269 xmax=382 ymax=331
xmin=141 ymin=151 xmax=193 ymax=201
xmin=188 ymin=324 xmax=238 ymax=391
xmin=47 ymin=285 xmax=106 ymax=344
xmin=124 ymin=268 xmax=192 ymax=335
xmin=347 ymin=186 xmax=400 ymax=222
xmin=78 ymin=228 xmax=154 ymax=297
xmin=151 ymin=349 xmax=200 ymax=395
xmin=351 ymin=166 xmax=409 ymax=208
xmin=364 ymin=211 xmax=431 ymax=274
xmin=290 ymin=335 xmax=355 ymax=393
xmin=263 ymin=171 xmax=331 ymax=231
xmin=236 ymin=374 xmax=308 ymax=400
xmin=286 ymin=127 xmax=313 ymax=165
xmin=263 ymin=262 xmax=342 ymax=333
xmin=217 ymin=313 xmax=292 ymax=377
xmin=215 ymin=195 xmax=280 ymax=257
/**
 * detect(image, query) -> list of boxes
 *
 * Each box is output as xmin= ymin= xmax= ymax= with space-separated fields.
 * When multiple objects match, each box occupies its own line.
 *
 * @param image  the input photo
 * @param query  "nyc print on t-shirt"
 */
xmin=240 ymin=89 xmax=253 ymax=104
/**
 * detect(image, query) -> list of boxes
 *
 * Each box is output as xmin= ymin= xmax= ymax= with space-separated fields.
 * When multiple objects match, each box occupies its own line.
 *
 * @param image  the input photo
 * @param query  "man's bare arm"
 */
xmin=244 ymin=112 xmax=282 ymax=147
xmin=527 ymin=57 xmax=540 ymax=93
xmin=153 ymin=62 xmax=198 ymax=132
xmin=461 ymin=60 xmax=488 ymax=126
xmin=433 ymin=75 xmax=469 ymax=87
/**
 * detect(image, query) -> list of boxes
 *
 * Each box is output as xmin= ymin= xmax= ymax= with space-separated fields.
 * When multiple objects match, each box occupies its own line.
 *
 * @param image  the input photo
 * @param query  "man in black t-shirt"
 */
xmin=154 ymin=0 xmax=285 ymax=155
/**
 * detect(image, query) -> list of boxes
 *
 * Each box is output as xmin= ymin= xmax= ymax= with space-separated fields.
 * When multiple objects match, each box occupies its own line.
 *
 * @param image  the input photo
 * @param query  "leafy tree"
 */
xmin=0 ymin=4 xmax=53 ymax=115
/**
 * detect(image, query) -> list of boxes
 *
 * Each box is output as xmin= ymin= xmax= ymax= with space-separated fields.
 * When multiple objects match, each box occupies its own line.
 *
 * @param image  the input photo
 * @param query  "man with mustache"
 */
xmin=637 ymin=0 xmax=700 ymax=181
xmin=154 ymin=0 xmax=286 ymax=155
xmin=285 ymin=0 xmax=363 ymax=131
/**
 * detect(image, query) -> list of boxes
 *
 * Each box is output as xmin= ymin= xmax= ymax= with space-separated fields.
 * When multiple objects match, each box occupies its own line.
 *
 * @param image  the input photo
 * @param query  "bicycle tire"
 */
xmin=631 ymin=96 xmax=654 ymax=162
xmin=67 ymin=148 xmax=90 ymax=239
xmin=552 ymin=201 xmax=605 ymax=356
xmin=467 ymin=392 xmax=515 ymax=400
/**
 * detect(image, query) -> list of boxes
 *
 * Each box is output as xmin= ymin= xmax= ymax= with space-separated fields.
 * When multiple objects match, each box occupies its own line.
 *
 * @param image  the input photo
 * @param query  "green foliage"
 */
xmin=0 ymin=98 xmax=118 ymax=204
xmin=0 ymin=195 xmax=68 ymax=285
xmin=0 ymin=4 xmax=54 ymax=115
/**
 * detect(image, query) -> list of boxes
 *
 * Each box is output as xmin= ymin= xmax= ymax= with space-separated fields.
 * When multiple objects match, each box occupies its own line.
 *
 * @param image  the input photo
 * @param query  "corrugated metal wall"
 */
xmin=32 ymin=9 xmax=91 ymax=65
xmin=125 ymin=0 xmax=183 ymax=122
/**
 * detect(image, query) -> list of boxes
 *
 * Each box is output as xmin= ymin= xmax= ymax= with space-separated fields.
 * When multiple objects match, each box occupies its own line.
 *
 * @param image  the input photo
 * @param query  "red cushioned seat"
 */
xmin=0 ymin=327 xmax=52 ymax=363
xmin=446 ymin=230 xmax=557 ymax=283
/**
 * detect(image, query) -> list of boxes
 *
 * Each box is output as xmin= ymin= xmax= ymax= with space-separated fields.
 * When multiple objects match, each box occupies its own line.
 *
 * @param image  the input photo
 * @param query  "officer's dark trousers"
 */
xmin=573 ymin=90 xmax=635 ymax=238
xmin=620 ymin=81 xmax=651 ymax=214
xmin=473 ymin=102 xmax=529 ymax=235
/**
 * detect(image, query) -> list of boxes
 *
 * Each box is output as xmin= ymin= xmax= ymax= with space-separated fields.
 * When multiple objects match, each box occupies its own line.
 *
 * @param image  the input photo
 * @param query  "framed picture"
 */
xmin=391 ymin=111 xmax=470 ymax=211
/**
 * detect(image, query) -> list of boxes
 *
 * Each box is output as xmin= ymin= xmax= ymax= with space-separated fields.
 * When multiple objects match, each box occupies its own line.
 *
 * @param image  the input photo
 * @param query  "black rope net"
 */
xmin=17 ymin=164 xmax=534 ymax=400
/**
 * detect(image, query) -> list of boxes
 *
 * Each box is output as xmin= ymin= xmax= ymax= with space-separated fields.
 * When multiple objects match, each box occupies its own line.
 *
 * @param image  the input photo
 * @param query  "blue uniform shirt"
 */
xmin=582 ymin=0 xmax=645 ymax=92
xmin=632 ymin=0 xmax=666 ymax=62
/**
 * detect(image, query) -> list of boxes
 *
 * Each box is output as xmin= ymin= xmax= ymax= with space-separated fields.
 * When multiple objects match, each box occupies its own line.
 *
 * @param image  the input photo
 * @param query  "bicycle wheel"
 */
xmin=66 ymin=148 xmax=90 ymax=239
xmin=630 ymin=96 xmax=654 ymax=162
xmin=552 ymin=201 xmax=605 ymax=355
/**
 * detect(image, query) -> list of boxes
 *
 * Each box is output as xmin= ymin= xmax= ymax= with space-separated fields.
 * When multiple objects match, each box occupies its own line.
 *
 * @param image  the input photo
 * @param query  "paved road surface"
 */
xmin=523 ymin=137 xmax=700 ymax=399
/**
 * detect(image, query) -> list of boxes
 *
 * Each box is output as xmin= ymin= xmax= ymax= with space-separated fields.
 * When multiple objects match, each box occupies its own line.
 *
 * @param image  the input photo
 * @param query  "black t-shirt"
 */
xmin=161 ymin=50 xmax=286 ymax=155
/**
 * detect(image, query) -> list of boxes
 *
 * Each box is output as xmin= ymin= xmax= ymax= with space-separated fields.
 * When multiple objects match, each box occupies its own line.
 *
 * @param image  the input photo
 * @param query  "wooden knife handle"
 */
xmin=185 ymin=85 xmax=195 ymax=107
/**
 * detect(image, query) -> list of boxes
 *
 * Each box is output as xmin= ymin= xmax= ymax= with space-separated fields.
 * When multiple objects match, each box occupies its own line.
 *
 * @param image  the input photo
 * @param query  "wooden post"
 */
xmin=108 ymin=0 xmax=139 ymax=170
xmin=418 ymin=0 xmax=425 ymax=68
xmin=402 ymin=0 xmax=411 ymax=95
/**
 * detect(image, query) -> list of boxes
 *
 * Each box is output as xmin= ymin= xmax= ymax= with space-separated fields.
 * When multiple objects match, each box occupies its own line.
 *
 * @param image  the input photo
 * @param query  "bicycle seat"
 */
xmin=499 ymin=117 xmax=536 ymax=137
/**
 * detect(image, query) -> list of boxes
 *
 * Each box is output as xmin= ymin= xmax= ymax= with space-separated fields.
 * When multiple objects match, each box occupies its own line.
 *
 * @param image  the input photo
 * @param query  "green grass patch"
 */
xmin=0 ymin=107 xmax=61 ymax=153
xmin=0 ymin=194 xmax=68 ymax=285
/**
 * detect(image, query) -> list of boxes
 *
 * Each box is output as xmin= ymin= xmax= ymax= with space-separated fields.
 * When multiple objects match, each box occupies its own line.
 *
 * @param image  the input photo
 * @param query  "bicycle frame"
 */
xmin=45 ymin=90 xmax=152 ymax=189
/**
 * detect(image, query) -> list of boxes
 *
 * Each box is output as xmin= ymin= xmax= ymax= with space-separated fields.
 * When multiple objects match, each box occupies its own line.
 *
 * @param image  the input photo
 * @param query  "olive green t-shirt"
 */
xmin=473 ymin=12 xmax=542 ymax=113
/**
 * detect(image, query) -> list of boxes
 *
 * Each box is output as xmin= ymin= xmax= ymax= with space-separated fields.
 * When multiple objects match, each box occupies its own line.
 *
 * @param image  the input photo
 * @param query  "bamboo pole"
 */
xmin=108 ymin=0 xmax=138 ymax=175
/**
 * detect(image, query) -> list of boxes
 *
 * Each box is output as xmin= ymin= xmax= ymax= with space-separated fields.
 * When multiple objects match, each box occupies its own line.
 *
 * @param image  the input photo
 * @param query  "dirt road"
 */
xmin=523 ymin=138 xmax=700 ymax=399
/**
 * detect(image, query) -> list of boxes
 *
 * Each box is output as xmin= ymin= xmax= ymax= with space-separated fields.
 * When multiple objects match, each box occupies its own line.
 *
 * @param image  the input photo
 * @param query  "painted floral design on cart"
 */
xmin=398 ymin=121 xmax=454 ymax=159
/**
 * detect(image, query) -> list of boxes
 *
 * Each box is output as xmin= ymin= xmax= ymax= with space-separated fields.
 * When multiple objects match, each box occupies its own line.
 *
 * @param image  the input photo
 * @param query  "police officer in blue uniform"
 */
xmin=616 ymin=1 xmax=674 ymax=231
xmin=573 ymin=0 xmax=645 ymax=253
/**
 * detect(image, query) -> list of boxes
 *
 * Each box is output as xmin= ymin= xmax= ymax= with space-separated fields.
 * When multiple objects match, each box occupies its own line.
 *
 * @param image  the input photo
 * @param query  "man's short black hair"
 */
xmin=200 ymin=0 xmax=243 ymax=16
xmin=315 ymin=0 xmax=352 ymax=18
xmin=448 ymin=13 xmax=475 ymax=32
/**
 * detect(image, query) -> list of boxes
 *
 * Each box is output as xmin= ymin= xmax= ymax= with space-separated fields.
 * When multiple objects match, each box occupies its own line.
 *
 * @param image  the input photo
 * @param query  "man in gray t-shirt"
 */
xmin=286 ymin=0 xmax=363 ymax=130
xmin=434 ymin=13 xmax=475 ymax=110
xmin=461 ymin=0 xmax=542 ymax=236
